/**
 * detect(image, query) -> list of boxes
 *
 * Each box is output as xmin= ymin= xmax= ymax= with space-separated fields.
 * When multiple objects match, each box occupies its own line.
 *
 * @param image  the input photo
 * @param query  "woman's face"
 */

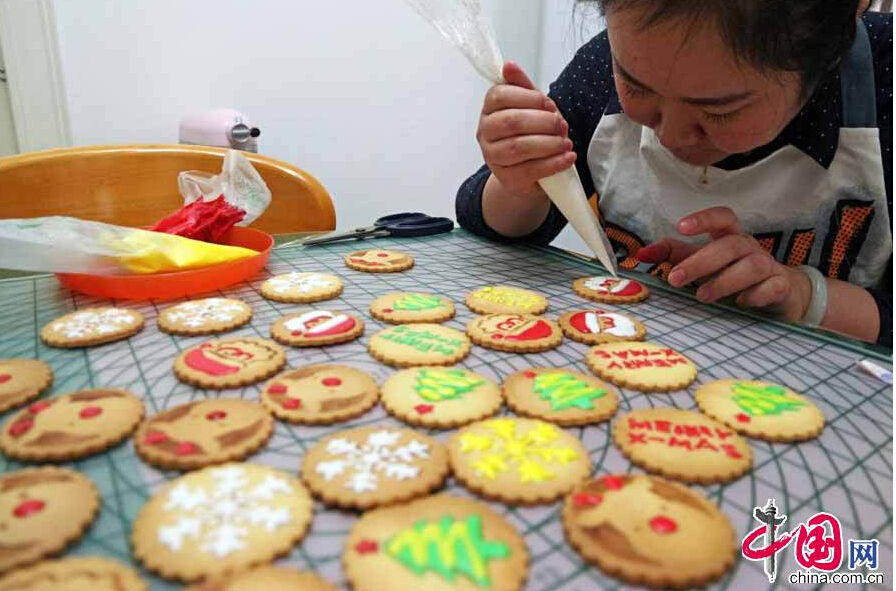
xmin=606 ymin=8 xmax=805 ymax=167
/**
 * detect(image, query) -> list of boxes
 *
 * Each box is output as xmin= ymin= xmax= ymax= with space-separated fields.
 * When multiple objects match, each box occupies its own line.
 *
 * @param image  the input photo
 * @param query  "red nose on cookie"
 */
xmin=13 ymin=499 xmax=45 ymax=518
xmin=79 ymin=406 xmax=103 ymax=419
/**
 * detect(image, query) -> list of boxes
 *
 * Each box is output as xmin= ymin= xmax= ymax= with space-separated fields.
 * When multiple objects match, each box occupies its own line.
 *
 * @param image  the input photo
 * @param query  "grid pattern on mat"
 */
xmin=0 ymin=229 xmax=891 ymax=591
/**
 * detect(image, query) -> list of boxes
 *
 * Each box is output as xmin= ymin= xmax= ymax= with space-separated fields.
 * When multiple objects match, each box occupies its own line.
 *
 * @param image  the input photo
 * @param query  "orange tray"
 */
xmin=56 ymin=226 xmax=274 ymax=301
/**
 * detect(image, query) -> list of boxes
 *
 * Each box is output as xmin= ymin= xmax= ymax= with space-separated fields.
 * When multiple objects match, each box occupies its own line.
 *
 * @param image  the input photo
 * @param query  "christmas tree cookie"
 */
xmin=503 ymin=368 xmax=619 ymax=426
xmin=381 ymin=367 xmax=502 ymax=428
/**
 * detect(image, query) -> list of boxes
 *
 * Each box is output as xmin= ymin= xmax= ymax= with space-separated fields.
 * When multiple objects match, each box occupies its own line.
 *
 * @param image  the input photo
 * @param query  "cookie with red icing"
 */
xmin=466 ymin=314 xmax=562 ymax=353
xmin=260 ymin=365 xmax=379 ymax=424
xmin=270 ymin=310 xmax=364 ymax=347
xmin=173 ymin=337 xmax=286 ymax=389
xmin=586 ymin=342 xmax=697 ymax=392
xmin=344 ymin=249 xmax=414 ymax=273
xmin=562 ymin=474 xmax=736 ymax=589
xmin=0 ymin=389 xmax=144 ymax=462
xmin=135 ymin=399 xmax=274 ymax=470
xmin=0 ymin=467 xmax=100 ymax=574
xmin=573 ymin=276 xmax=649 ymax=304
xmin=0 ymin=557 xmax=146 ymax=591
xmin=558 ymin=309 xmax=646 ymax=344
xmin=0 ymin=359 xmax=52 ymax=414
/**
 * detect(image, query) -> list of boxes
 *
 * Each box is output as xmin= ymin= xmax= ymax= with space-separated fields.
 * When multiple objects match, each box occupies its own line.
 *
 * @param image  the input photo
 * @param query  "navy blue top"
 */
xmin=456 ymin=12 xmax=893 ymax=347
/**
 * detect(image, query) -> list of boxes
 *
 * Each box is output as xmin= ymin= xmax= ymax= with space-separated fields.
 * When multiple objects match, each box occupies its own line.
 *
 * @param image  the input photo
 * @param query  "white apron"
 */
xmin=587 ymin=20 xmax=891 ymax=288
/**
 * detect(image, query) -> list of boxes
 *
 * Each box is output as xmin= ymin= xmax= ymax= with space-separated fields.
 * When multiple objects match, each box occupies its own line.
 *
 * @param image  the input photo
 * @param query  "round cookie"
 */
xmin=573 ymin=276 xmax=650 ymax=304
xmin=158 ymin=298 xmax=252 ymax=336
xmin=368 ymin=324 xmax=471 ymax=367
xmin=260 ymin=365 xmax=379 ymax=424
xmin=466 ymin=314 xmax=562 ymax=353
xmin=465 ymin=285 xmax=548 ymax=315
xmin=503 ymin=368 xmax=619 ymax=426
xmin=695 ymin=379 xmax=825 ymax=442
xmin=558 ymin=308 xmax=646 ymax=344
xmin=0 ymin=359 xmax=52 ymax=414
xmin=562 ymin=474 xmax=736 ymax=589
xmin=345 ymin=249 xmax=414 ymax=273
xmin=40 ymin=307 xmax=143 ymax=348
xmin=0 ymin=389 xmax=144 ymax=462
xmin=135 ymin=399 xmax=274 ymax=470
xmin=301 ymin=426 xmax=449 ymax=510
xmin=174 ymin=337 xmax=286 ymax=389
xmin=0 ymin=557 xmax=147 ymax=591
xmin=0 ymin=467 xmax=100 ymax=574
xmin=260 ymin=271 xmax=342 ymax=303
xmin=381 ymin=367 xmax=502 ymax=429
xmin=449 ymin=418 xmax=590 ymax=504
xmin=370 ymin=292 xmax=455 ymax=324
xmin=613 ymin=408 xmax=753 ymax=484
xmin=185 ymin=567 xmax=337 ymax=591
xmin=132 ymin=463 xmax=313 ymax=582
xmin=270 ymin=310 xmax=364 ymax=347
xmin=344 ymin=494 xmax=529 ymax=591
xmin=586 ymin=342 xmax=697 ymax=392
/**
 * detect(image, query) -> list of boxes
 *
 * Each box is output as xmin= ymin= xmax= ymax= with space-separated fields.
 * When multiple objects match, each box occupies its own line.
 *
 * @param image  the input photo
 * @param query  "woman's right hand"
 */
xmin=477 ymin=62 xmax=577 ymax=197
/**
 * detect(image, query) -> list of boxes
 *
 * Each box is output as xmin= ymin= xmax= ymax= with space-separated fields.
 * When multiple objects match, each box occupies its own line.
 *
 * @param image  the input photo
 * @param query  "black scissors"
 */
xmin=300 ymin=212 xmax=454 ymax=246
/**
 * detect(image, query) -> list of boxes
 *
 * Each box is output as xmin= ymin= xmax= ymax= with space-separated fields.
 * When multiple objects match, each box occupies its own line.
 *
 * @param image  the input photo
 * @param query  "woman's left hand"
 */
xmin=637 ymin=206 xmax=812 ymax=321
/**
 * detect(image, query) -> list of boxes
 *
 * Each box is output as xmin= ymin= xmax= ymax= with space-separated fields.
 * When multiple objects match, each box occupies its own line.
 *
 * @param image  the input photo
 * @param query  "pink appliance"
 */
xmin=179 ymin=109 xmax=260 ymax=153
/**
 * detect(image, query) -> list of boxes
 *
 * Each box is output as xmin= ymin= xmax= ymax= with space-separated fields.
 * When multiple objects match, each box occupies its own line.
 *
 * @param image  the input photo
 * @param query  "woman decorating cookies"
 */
xmin=456 ymin=0 xmax=893 ymax=347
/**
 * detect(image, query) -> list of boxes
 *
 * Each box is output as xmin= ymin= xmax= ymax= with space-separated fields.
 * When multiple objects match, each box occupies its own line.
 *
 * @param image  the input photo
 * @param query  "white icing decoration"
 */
xmin=164 ymin=298 xmax=246 ymax=328
xmin=314 ymin=430 xmax=429 ymax=493
xmin=598 ymin=312 xmax=638 ymax=337
xmin=584 ymin=277 xmax=632 ymax=294
xmin=51 ymin=309 xmax=138 ymax=338
xmin=267 ymin=273 xmax=334 ymax=294
xmin=156 ymin=466 xmax=294 ymax=557
xmin=284 ymin=311 xmax=350 ymax=336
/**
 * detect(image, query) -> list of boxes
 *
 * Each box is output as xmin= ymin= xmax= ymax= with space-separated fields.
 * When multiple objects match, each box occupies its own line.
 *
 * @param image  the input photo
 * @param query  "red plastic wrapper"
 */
xmin=150 ymin=195 xmax=246 ymax=243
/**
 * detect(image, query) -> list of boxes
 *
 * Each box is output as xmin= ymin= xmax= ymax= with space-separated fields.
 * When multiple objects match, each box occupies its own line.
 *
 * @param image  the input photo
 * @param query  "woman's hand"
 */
xmin=477 ymin=62 xmax=576 ymax=197
xmin=638 ymin=206 xmax=812 ymax=321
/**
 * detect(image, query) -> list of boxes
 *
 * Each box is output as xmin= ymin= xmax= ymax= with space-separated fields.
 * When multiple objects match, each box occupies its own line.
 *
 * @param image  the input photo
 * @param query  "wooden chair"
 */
xmin=0 ymin=144 xmax=336 ymax=234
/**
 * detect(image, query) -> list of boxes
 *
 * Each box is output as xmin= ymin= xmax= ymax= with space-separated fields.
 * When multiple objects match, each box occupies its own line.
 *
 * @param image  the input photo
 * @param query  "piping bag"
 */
xmin=403 ymin=0 xmax=617 ymax=275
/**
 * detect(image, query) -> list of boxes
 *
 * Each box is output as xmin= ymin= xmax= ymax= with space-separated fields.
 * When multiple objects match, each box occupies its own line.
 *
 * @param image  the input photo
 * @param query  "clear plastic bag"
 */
xmin=177 ymin=149 xmax=271 ymax=226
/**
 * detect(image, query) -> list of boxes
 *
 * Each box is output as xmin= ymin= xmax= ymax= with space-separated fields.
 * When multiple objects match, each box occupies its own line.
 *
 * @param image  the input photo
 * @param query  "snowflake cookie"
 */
xmin=301 ymin=426 xmax=449 ymax=509
xmin=132 ymin=463 xmax=312 ymax=582
xmin=158 ymin=298 xmax=252 ymax=336
xmin=41 ymin=307 xmax=144 ymax=348
xmin=260 ymin=272 xmax=343 ymax=303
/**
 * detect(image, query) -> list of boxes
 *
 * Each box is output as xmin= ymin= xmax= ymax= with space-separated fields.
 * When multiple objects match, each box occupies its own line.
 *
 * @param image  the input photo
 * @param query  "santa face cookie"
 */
xmin=503 ymin=368 xmax=619 ymax=426
xmin=131 ymin=463 xmax=313 ymax=583
xmin=381 ymin=367 xmax=502 ymax=429
xmin=0 ymin=359 xmax=52 ymax=414
xmin=562 ymin=474 xmax=736 ymax=589
xmin=573 ymin=276 xmax=649 ymax=304
xmin=368 ymin=324 xmax=471 ymax=367
xmin=558 ymin=309 xmax=646 ymax=344
xmin=301 ymin=426 xmax=449 ymax=510
xmin=260 ymin=365 xmax=379 ymax=424
xmin=465 ymin=285 xmax=548 ymax=315
xmin=449 ymin=418 xmax=590 ymax=504
xmin=0 ymin=557 xmax=146 ymax=591
xmin=174 ymin=337 xmax=286 ymax=389
xmin=270 ymin=310 xmax=364 ymax=347
xmin=185 ymin=567 xmax=338 ymax=591
xmin=40 ymin=307 xmax=143 ymax=348
xmin=586 ymin=342 xmax=697 ymax=392
xmin=344 ymin=494 xmax=529 ymax=591
xmin=370 ymin=292 xmax=455 ymax=324
xmin=345 ymin=250 xmax=414 ymax=273
xmin=0 ymin=389 xmax=144 ymax=462
xmin=466 ymin=314 xmax=562 ymax=353
xmin=158 ymin=298 xmax=252 ymax=336
xmin=695 ymin=379 xmax=825 ymax=442
xmin=0 ymin=467 xmax=100 ymax=574
xmin=260 ymin=272 xmax=343 ymax=303
xmin=135 ymin=399 xmax=274 ymax=470
xmin=613 ymin=408 xmax=753 ymax=484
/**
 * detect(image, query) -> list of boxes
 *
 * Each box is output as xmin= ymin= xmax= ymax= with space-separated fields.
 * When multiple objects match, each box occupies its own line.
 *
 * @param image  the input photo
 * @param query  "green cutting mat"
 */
xmin=0 ymin=229 xmax=891 ymax=590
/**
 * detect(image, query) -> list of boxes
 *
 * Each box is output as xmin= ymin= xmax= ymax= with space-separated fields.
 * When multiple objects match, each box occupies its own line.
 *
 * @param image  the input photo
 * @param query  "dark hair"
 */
xmin=589 ymin=0 xmax=860 ymax=97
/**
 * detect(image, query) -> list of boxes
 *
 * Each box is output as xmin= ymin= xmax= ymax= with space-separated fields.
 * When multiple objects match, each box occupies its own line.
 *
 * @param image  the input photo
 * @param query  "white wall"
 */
xmin=0 ymin=40 xmax=17 ymax=156
xmin=53 ymin=0 xmax=542 ymax=229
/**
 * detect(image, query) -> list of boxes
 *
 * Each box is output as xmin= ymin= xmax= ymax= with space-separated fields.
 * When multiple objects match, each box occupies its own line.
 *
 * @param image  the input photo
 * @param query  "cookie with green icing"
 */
xmin=503 ymin=368 xmax=619 ymax=426
xmin=370 ymin=292 xmax=456 ymax=324
xmin=368 ymin=324 xmax=471 ymax=368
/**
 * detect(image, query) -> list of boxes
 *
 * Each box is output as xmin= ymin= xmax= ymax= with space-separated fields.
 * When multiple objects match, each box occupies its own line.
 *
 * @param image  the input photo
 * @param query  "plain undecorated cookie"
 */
xmin=368 ymin=324 xmax=471 ymax=367
xmin=174 ymin=337 xmax=286 ymax=389
xmin=465 ymin=285 xmax=548 ymax=315
xmin=158 ymin=298 xmax=252 ymax=336
xmin=695 ymin=379 xmax=825 ymax=442
xmin=0 ymin=389 xmax=144 ymax=462
xmin=562 ymin=474 xmax=736 ymax=589
xmin=260 ymin=272 xmax=343 ymax=303
xmin=0 ymin=359 xmax=53 ymax=414
xmin=573 ymin=276 xmax=650 ymax=304
xmin=586 ymin=342 xmax=697 ymax=392
xmin=0 ymin=557 xmax=147 ymax=591
xmin=345 ymin=250 xmax=414 ymax=273
xmin=40 ymin=307 xmax=143 ymax=348
xmin=184 ymin=567 xmax=337 ymax=591
xmin=466 ymin=314 xmax=562 ymax=353
xmin=260 ymin=365 xmax=379 ymax=424
xmin=369 ymin=292 xmax=455 ymax=324
xmin=344 ymin=494 xmax=529 ymax=591
xmin=503 ymin=368 xmax=619 ymax=426
xmin=558 ymin=308 xmax=646 ymax=344
xmin=131 ymin=463 xmax=313 ymax=582
xmin=270 ymin=310 xmax=364 ymax=347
